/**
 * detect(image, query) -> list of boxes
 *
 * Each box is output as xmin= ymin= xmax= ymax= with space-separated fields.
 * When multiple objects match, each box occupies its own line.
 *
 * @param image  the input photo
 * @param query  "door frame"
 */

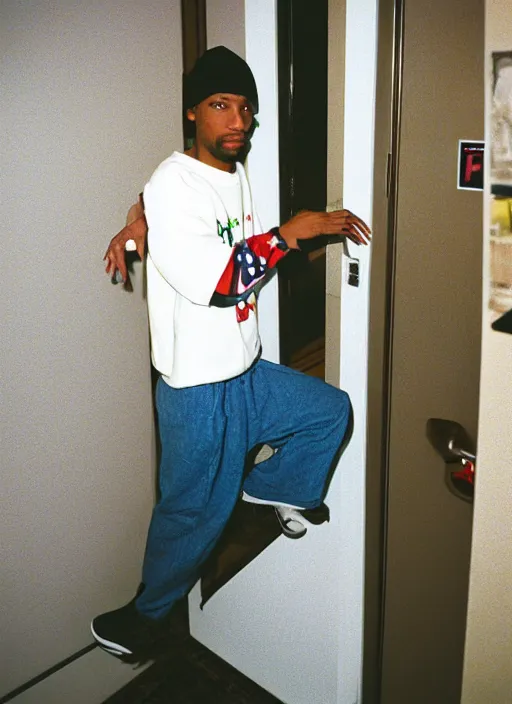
xmin=363 ymin=0 xmax=403 ymax=699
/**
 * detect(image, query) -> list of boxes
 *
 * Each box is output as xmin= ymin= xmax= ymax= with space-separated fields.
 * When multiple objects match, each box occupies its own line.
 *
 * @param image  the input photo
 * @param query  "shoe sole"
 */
xmin=90 ymin=622 xmax=133 ymax=656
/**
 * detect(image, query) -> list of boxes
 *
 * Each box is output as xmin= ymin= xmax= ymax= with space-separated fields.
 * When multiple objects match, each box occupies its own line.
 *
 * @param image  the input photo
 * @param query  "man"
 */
xmin=93 ymin=46 xmax=370 ymax=659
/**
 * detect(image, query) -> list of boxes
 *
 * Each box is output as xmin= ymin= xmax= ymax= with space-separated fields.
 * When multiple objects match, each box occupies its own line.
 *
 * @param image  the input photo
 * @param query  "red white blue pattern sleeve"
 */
xmin=210 ymin=229 xmax=289 ymax=307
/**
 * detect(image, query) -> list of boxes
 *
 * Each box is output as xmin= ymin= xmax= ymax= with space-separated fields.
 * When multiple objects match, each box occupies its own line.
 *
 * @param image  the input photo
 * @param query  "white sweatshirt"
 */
xmin=144 ymin=151 xmax=262 ymax=388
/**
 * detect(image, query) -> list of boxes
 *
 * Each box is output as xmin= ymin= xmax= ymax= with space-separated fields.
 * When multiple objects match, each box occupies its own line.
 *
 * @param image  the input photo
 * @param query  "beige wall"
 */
xmin=206 ymin=0 xmax=245 ymax=56
xmin=1 ymin=0 xmax=182 ymax=697
xmin=462 ymin=0 xmax=512 ymax=700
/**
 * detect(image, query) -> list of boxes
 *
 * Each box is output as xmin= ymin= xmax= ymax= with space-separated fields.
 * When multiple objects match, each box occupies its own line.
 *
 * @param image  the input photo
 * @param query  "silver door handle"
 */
xmin=426 ymin=418 xmax=476 ymax=462
xmin=426 ymin=418 xmax=476 ymax=503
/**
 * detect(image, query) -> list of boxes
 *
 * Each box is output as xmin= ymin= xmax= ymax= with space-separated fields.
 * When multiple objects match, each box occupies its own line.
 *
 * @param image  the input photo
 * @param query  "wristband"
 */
xmin=269 ymin=226 xmax=289 ymax=252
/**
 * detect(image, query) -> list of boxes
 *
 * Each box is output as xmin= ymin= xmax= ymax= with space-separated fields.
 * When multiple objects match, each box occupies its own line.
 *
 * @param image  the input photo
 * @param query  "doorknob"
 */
xmin=426 ymin=418 xmax=476 ymax=503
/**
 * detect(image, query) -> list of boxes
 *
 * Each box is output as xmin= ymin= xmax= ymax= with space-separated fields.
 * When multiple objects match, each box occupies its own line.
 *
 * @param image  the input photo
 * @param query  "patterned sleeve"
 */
xmin=210 ymin=229 xmax=289 ymax=307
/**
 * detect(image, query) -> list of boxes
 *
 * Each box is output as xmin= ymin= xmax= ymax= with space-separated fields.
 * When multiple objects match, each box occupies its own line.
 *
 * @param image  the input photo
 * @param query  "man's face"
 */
xmin=187 ymin=93 xmax=254 ymax=167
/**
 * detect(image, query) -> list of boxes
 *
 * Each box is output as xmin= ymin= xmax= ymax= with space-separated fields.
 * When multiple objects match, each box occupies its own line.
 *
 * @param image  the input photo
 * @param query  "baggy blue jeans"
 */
xmin=136 ymin=358 xmax=351 ymax=618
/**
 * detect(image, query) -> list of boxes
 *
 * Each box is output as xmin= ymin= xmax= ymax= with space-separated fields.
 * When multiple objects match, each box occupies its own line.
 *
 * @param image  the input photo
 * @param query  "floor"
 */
xmin=290 ymin=336 xmax=325 ymax=379
xmin=102 ymin=601 xmax=283 ymax=704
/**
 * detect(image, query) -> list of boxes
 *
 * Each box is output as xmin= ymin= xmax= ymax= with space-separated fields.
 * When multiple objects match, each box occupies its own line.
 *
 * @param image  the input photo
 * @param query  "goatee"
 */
xmin=211 ymin=139 xmax=249 ymax=164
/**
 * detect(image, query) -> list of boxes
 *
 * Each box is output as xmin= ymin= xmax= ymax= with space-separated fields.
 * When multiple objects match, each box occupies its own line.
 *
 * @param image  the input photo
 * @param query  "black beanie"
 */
xmin=184 ymin=46 xmax=259 ymax=114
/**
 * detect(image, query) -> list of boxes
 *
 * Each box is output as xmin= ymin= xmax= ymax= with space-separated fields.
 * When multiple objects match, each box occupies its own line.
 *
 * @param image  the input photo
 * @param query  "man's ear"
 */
xmin=186 ymin=107 xmax=196 ymax=123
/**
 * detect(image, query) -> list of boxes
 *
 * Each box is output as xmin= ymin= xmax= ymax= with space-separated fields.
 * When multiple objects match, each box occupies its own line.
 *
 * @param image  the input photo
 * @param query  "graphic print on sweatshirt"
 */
xmin=232 ymin=241 xmax=267 ymax=321
xmin=217 ymin=217 xmax=240 ymax=247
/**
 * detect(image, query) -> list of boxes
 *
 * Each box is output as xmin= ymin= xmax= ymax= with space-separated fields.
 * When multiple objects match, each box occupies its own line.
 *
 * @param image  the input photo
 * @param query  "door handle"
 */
xmin=426 ymin=418 xmax=476 ymax=503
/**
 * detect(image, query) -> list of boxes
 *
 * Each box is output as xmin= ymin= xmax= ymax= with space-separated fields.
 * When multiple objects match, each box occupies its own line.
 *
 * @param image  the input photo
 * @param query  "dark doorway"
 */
xmin=181 ymin=0 xmax=206 ymax=148
xmin=277 ymin=0 xmax=329 ymax=377
xmin=181 ymin=0 xmax=206 ymax=74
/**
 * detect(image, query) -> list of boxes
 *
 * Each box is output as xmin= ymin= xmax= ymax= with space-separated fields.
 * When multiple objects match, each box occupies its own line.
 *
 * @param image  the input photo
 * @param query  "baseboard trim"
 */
xmin=1 ymin=644 xmax=149 ymax=704
xmin=0 ymin=644 xmax=97 ymax=703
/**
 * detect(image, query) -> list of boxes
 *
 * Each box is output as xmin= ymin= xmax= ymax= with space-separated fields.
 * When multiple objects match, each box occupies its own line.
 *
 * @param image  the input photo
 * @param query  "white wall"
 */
xmin=1 ymin=0 xmax=182 ymax=698
xmin=205 ymin=0 xmax=280 ymax=364
xmin=461 ymin=1 xmax=512 ymax=701
xmin=244 ymin=1 xmax=280 ymax=364
xmin=335 ymin=0 xmax=377 ymax=698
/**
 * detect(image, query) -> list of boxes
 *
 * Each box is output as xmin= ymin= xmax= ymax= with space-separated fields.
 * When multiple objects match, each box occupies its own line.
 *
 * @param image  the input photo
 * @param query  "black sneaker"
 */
xmin=91 ymin=597 xmax=168 ymax=660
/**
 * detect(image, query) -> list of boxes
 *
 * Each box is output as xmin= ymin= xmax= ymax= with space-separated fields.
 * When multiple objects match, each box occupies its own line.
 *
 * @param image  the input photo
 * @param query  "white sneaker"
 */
xmin=273 ymin=506 xmax=308 ymax=539
xmin=241 ymin=491 xmax=307 ymax=539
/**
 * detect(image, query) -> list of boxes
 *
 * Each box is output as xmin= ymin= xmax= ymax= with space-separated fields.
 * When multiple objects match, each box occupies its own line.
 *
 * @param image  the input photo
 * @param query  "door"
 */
xmin=367 ymin=0 xmax=485 ymax=702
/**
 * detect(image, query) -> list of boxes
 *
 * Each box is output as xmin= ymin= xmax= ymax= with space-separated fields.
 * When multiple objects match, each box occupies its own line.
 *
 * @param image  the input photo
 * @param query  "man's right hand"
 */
xmin=104 ymin=198 xmax=148 ymax=285
xmin=279 ymin=209 xmax=371 ymax=250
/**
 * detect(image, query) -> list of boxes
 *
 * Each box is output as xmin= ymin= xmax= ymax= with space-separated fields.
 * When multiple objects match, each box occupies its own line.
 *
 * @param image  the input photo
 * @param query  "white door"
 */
xmin=189 ymin=2 xmax=378 ymax=703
